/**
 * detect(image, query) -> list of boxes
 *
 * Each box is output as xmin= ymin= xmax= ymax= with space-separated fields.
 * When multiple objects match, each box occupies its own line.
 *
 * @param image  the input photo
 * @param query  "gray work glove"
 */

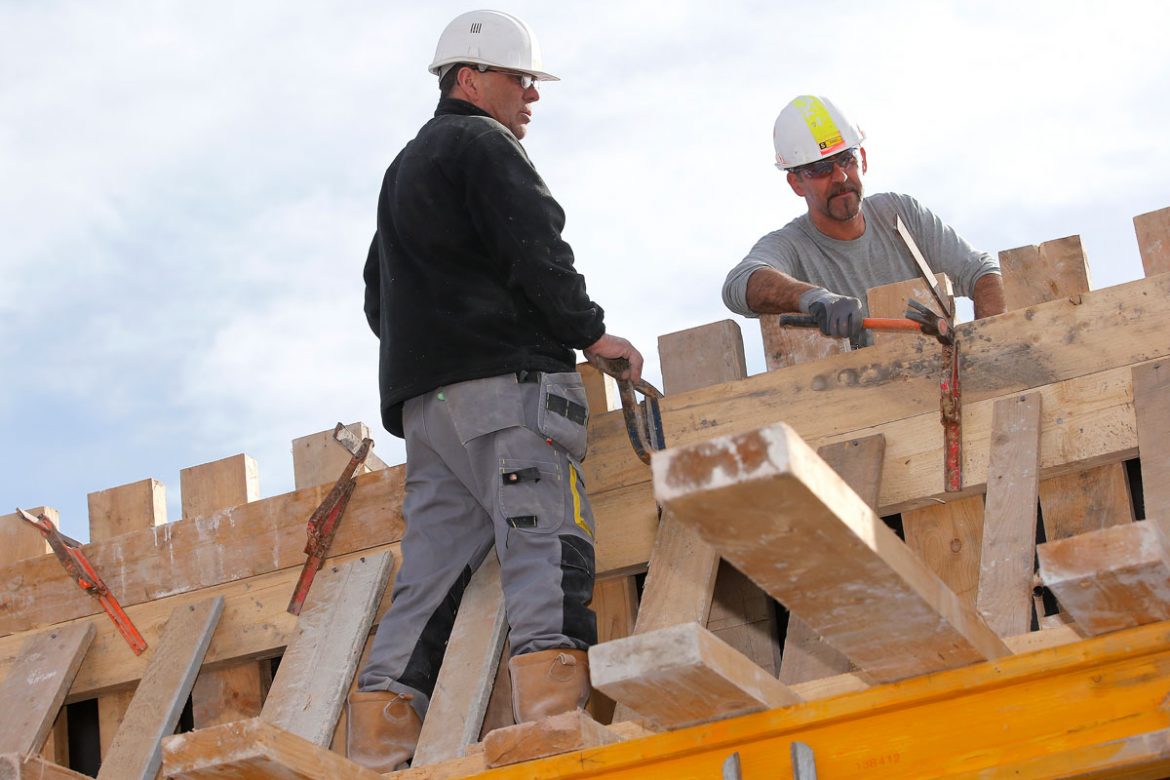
xmin=799 ymin=288 xmax=864 ymax=340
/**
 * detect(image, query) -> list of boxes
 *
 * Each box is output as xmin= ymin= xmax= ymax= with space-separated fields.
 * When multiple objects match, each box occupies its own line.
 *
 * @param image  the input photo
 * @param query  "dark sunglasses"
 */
xmin=476 ymin=65 xmax=538 ymax=90
xmin=793 ymin=148 xmax=860 ymax=180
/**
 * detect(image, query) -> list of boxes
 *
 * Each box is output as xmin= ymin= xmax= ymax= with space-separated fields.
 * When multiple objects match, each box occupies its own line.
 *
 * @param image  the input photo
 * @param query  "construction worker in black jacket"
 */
xmin=351 ymin=9 xmax=644 ymax=772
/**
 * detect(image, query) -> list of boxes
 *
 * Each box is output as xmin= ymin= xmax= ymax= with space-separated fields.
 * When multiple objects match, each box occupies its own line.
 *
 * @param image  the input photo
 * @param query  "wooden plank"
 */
xmin=181 ymin=452 xmax=268 ymax=732
xmin=414 ymin=556 xmax=506 ymax=765
xmin=179 ymin=453 xmax=259 ymax=520
xmin=999 ymin=235 xmax=1091 ymax=311
xmin=586 ymin=577 xmax=636 ymax=725
xmin=39 ymin=711 xmax=67 ymax=766
xmin=477 ymin=640 xmax=514 ymax=739
xmin=0 ymin=507 xmax=51 ymax=566
xmin=87 ymin=479 xmax=166 ymax=543
xmin=291 ymin=422 xmax=387 ymax=491
xmin=0 ymin=754 xmax=89 ymax=779
xmin=0 ymin=623 xmax=95 ymax=755
xmin=902 ymin=498 xmax=984 ymax=608
xmin=98 ymin=689 xmax=134 ymax=760
xmin=1135 ymin=205 xmax=1170 ymax=277
xmin=658 ymin=320 xmax=746 ymax=394
xmin=163 ymin=717 xmax=384 ymax=780
xmin=589 ymin=623 xmax=799 ymax=730
xmin=483 ymin=710 xmax=617 ymax=768
xmin=97 ymin=597 xmax=224 ymax=780
xmin=260 ymin=552 xmax=393 ymax=746
xmin=976 ymin=392 xmax=1043 ymax=637
xmin=1039 ymin=520 xmax=1170 ymax=636
xmin=465 ymin=620 xmax=1170 ymax=780
xmin=865 ymin=273 xmax=953 ymax=345
xmin=759 ymin=315 xmax=847 ymax=370
xmin=652 ymin=422 xmax=1010 ymax=681
xmin=778 ymin=436 xmax=884 ymax=685
xmin=1133 ymin=360 xmax=1170 ymax=527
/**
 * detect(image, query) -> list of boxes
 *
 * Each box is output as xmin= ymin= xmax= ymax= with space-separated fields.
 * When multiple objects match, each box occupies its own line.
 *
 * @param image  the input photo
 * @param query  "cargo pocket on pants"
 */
xmin=536 ymin=372 xmax=589 ymax=462
xmin=499 ymin=457 xmax=563 ymax=534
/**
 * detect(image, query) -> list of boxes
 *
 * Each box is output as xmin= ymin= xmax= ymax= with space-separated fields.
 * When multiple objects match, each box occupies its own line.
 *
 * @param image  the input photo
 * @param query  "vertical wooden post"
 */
xmin=866 ymin=273 xmax=953 ymax=345
xmin=181 ymin=454 xmax=271 ymax=729
xmin=291 ymin=422 xmax=388 ymax=490
xmin=1000 ymin=235 xmax=1135 ymax=628
xmin=759 ymin=316 xmax=847 ymax=370
xmin=579 ymin=361 xmax=641 ymax=725
xmin=1134 ymin=206 xmax=1170 ymax=277
xmin=0 ymin=506 xmax=53 ymax=563
xmin=87 ymin=478 xmax=168 ymax=761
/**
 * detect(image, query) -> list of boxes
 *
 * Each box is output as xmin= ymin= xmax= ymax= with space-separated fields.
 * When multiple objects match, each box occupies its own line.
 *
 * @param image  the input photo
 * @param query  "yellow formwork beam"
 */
xmin=470 ymin=620 xmax=1170 ymax=779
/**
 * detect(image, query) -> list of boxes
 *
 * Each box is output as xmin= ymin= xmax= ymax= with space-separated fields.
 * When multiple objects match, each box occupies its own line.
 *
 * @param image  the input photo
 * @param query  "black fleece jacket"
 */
xmin=364 ymin=98 xmax=606 ymax=437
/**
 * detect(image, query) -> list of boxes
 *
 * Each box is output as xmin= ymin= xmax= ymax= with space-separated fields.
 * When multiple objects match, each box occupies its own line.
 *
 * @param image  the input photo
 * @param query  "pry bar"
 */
xmin=15 ymin=507 xmax=148 ymax=655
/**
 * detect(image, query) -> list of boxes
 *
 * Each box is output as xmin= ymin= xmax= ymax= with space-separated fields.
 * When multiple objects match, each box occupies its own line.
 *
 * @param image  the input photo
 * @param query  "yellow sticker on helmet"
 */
xmin=794 ymin=96 xmax=845 ymax=157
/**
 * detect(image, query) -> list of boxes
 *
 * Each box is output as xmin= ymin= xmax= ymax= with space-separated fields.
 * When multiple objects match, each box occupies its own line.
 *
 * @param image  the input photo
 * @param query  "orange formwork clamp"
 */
xmin=15 ymin=507 xmax=148 ymax=655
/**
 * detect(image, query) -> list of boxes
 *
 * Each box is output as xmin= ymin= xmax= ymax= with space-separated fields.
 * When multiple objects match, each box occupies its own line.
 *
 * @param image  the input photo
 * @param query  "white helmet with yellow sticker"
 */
xmin=773 ymin=95 xmax=866 ymax=170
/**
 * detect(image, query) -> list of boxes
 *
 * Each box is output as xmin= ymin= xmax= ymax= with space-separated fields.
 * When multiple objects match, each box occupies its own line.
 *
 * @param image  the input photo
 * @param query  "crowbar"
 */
xmin=15 ymin=507 xmax=148 ymax=655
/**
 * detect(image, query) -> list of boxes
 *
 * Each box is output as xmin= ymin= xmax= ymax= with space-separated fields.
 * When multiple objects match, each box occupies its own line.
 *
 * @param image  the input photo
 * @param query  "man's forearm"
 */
xmin=973 ymin=274 xmax=1006 ymax=319
xmin=745 ymin=267 xmax=819 ymax=314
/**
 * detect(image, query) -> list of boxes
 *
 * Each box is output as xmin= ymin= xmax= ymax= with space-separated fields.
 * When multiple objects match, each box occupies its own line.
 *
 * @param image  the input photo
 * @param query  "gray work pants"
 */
xmin=358 ymin=372 xmax=597 ymax=718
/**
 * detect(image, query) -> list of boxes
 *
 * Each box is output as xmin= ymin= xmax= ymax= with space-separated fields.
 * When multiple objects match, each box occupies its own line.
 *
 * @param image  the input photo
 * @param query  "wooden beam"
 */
xmin=483 ymin=710 xmax=617 ymax=768
xmin=291 ymin=422 xmax=387 ymax=491
xmin=652 ymin=422 xmax=1009 ymax=681
xmin=976 ymin=393 xmax=1043 ymax=637
xmin=97 ymin=597 xmax=224 ymax=780
xmin=0 ymin=754 xmax=89 ymax=779
xmin=901 ymin=497 xmax=984 ymax=608
xmin=0 ymin=623 xmax=94 ymax=755
xmin=999 ymin=235 xmax=1091 ymax=311
xmin=1133 ymin=360 xmax=1170 ymax=527
xmin=260 ymin=552 xmax=393 ymax=747
xmin=181 ymin=453 xmax=268 ymax=732
xmin=589 ymin=622 xmax=799 ymax=730
xmin=413 ymin=556 xmax=506 ymax=765
xmin=86 ymin=479 xmax=166 ymax=543
xmin=1038 ymin=520 xmax=1170 ymax=637
xmin=1135 ymin=205 xmax=1170 ymax=277
xmin=758 ymin=315 xmax=847 ymax=370
xmin=0 ymin=508 xmax=51 ymax=566
xmin=586 ymin=577 xmax=636 ymax=725
xmin=465 ymin=620 xmax=1170 ymax=780
xmin=865 ymin=273 xmax=953 ymax=345
xmin=778 ymin=436 xmax=884 ymax=685
xmin=163 ymin=717 xmax=384 ymax=780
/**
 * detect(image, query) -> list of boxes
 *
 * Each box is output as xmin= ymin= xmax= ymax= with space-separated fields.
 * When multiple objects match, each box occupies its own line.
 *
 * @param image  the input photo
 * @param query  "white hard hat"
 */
xmin=429 ymin=10 xmax=559 ymax=82
xmin=773 ymin=95 xmax=865 ymax=170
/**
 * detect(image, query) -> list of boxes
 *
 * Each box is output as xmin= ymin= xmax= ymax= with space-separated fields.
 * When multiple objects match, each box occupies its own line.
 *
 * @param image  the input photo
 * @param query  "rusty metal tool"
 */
xmin=585 ymin=354 xmax=665 ymax=465
xmin=287 ymin=424 xmax=373 ymax=615
xmin=15 ymin=507 xmax=148 ymax=655
xmin=896 ymin=214 xmax=964 ymax=493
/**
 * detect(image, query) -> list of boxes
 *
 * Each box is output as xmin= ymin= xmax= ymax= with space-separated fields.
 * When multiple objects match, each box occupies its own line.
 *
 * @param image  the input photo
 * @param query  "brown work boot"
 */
xmin=509 ymin=648 xmax=591 ymax=723
xmin=346 ymin=690 xmax=422 ymax=772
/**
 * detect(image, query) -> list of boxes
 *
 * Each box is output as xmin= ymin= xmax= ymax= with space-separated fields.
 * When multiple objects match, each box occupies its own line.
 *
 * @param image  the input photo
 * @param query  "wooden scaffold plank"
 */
xmin=412 ymin=555 xmax=506 ymax=766
xmin=483 ymin=710 xmax=618 ymax=769
xmin=0 ymin=622 xmax=95 ymax=755
xmin=590 ymin=622 xmax=799 ymax=730
xmin=97 ymin=597 xmax=224 ymax=780
xmin=976 ymin=392 xmax=1043 ymax=637
xmin=651 ymin=421 xmax=1010 ymax=681
xmin=1135 ymin=205 xmax=1170 ymax=277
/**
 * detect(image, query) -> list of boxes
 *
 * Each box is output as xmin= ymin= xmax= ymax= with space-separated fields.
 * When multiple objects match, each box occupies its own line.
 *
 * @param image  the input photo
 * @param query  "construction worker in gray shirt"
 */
xmin=723 ymin=95 xmax=1005 ymax=343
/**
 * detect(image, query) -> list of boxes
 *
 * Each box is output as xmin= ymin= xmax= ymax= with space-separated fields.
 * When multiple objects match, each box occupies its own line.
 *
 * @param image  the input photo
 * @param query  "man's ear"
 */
xmin=455 ymin=66 xmax=479 ymax=99
xmin=787 ymin=171 xmax=805 ymax=197
xmin=859 ymin=146 xmax=868 ymax=175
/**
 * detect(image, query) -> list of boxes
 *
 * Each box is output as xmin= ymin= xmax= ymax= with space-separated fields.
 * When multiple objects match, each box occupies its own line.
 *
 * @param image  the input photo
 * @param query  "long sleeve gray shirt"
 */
xmin=722 ymin=192 xmax=1000 ymax=317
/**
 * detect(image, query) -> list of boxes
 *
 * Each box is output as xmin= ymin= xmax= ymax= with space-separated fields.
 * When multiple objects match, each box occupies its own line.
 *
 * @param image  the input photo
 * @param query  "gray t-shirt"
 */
xmin=722 ymin=192 xmax=1000 ymax=318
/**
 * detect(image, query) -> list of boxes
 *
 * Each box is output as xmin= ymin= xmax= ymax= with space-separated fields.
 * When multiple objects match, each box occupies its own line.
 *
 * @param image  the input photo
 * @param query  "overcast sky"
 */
xmin=4 ymin=1 xmax=1169 ymax=542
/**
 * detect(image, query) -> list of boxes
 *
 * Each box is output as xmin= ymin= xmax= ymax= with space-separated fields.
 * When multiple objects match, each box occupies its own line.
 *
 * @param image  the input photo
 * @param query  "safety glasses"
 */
xmin=476 ymin=65 xmax=538 ymax=90
xmin=793 ymin=148 xmax=860 ymax=180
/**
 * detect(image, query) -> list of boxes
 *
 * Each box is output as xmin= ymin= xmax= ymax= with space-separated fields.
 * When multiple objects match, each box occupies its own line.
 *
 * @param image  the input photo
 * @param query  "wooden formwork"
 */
xmin=0 ymin=205 xmax=1168 ymax=778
